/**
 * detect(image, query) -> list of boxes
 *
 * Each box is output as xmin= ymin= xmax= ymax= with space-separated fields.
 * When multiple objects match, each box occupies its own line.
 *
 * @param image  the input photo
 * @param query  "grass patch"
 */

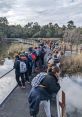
xmin=62 ymin=54 xmax=82 ymax=74
xmin=8 ymin=43 xmax=33 ymax=57
xmin=0 ymin=42 xmax=34 ymax=61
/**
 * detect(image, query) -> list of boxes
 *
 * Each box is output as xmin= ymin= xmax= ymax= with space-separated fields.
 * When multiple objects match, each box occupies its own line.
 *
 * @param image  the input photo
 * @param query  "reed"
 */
xmin=62 ymin=54 xmax=82 ymax=74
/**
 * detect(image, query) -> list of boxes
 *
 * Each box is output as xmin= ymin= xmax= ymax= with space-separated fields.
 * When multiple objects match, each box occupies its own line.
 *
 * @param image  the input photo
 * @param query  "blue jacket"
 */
xmin=28 ymin=87 xmax=50 ymax=116
xmin=28 ymin=72 xmax=60 ymax=116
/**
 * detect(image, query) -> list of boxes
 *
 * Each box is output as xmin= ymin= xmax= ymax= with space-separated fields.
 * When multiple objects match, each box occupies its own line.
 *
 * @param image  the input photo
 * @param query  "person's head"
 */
xmin=48 ymin=53 xmax=52 ymax=56
xmin=51 ymin=66 xmax=60 ymax=78
xmin=52 ymin=49 xmax=56 ymax=54
xmin=60 ymin=51 xmax=64 ymax=56
xmin=47 ymin=59 xmax=54 ymax=68
xmin=20 ymin=55 xmax=27 ymax=61
xmin=35 ymin=47 xmax=37 ymax=49
xmin=56 ymin=50 xmax=59 ymax=54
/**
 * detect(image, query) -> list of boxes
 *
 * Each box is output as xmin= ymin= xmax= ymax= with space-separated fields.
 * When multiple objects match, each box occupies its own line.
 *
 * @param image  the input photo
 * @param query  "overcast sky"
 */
xmin=0 ymin=0 xmax=82 ymax=26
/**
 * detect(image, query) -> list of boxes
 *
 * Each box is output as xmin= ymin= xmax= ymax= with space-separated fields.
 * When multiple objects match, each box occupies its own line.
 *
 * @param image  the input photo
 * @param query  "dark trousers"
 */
xmin=20 ymin=73 xmax=26 ymax=86
xmin=28 ymin=67 xmax=32 ymax=76
xmin=25 ymin=71 xmax=29 ymax=82
xmin=16 ymin=73 xmax=22 ymax=86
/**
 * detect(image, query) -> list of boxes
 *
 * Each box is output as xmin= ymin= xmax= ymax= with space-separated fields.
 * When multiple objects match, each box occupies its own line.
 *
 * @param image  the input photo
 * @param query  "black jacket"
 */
xmin=41 ymin=72 xmax=60 ymax=95
xmin=14 ymin=60 xmax=20 ymax=74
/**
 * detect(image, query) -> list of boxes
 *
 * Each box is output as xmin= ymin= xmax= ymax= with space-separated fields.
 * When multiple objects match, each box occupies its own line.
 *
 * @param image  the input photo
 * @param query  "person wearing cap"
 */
xmin=14 ymin=55 xmax=21 ymax=87
xmin=20 ymin=55 xmax=30 ymax=83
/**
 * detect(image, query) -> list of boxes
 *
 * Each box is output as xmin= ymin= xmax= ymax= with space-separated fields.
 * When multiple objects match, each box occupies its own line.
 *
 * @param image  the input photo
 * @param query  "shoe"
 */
xmin=21 ymin=86 xmax=26 ymax=89
xmin=27 ymin=81 xmax=30 ymax=83
xmin=51 ymin=115 xmax=54 ymax=117
xmin=33 ymin=115 xmax=37 ymax=117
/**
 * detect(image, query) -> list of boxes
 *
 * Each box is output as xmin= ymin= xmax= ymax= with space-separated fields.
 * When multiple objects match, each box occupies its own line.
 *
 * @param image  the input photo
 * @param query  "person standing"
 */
xmin=28 ymin=66 xmax=60 ymax=117
xmin=14 ymin=55 xmax=21 ymax=87
xmin=19 ymin=57 xmax=27 ymax=88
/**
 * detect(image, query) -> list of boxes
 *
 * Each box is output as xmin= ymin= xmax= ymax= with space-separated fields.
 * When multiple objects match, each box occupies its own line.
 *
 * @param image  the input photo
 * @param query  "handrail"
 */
xmin=0 ymin=68 xmax=14 ymax=79
xmin=57 ymin=91 xmax=67 ymax=117
xmin=56 ymin=94 xmax=61 ymax=117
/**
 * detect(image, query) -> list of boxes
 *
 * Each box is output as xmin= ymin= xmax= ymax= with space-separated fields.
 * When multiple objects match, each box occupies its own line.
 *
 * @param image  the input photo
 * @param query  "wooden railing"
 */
xmin=57 ymin=91 xmax=67 ymax=117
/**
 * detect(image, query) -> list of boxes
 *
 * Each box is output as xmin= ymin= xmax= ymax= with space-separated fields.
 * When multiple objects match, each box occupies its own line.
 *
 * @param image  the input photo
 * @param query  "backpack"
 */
xmin=31 ymin=72 xmax=47 ymax=87
xmin=20 ymin=61 xmax=27 ymax=73
xmin=31 ymin=53 xmax=36 ymax=60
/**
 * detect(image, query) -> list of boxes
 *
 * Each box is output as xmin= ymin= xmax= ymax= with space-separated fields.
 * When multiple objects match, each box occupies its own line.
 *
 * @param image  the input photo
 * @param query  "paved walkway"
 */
xmin=0 ymin=83 xmax=57 ymax=117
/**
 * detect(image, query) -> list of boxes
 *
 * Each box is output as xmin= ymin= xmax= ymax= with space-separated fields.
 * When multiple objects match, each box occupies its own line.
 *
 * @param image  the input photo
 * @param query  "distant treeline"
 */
xmin=0 ymin=17 xmax=81 ymax=40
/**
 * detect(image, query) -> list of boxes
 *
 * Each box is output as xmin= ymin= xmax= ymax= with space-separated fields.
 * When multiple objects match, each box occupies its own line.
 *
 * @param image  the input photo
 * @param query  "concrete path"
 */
xmin=0 ymin=83 xmax=57 ymax=117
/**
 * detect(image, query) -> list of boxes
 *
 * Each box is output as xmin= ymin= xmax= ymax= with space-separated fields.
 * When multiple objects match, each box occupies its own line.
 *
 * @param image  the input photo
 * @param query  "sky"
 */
xmin=0 ymin=0 xmax=82 ymax=26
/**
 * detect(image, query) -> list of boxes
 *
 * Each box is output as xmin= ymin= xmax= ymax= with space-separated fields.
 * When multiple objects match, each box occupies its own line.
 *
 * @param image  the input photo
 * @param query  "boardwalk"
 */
xmin=0 ymin=83 xmax=57 ymax=117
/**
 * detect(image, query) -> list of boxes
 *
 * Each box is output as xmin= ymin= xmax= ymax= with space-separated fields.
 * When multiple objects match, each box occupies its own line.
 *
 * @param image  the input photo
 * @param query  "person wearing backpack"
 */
xmin=14 ymin=56 xmax=21 ymax=87
xmin=20 ymin=55 xmax=30 ymax=83
xmin=20 ymin=57 xmax=27 ymax=88
xmin=28 ymin=66 xmax=60 ymax=117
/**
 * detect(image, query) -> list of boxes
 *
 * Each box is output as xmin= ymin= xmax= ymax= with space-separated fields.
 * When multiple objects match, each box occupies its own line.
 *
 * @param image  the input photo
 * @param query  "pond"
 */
xmin=61 ymin=74 xmax=82 ymax=117
xmin=0 ymin=58 xmax=17 ymax=104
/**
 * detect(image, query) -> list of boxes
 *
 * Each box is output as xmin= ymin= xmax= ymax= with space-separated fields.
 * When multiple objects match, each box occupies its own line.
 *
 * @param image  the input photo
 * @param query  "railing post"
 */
xmin=59 ymin=91 xmax=67 ymax=117
xmin=62 ymin=91 xmax=66 ymax=117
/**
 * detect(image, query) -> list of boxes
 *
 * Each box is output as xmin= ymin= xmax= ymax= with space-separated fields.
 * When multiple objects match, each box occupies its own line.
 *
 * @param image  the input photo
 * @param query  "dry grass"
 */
xmin=8 ymin=43 xmax=33 ymax=57
xmin=62 ymin=54 xmax=82 ymax=73
xmin=0 ymin=41 xmax=38 ymax=61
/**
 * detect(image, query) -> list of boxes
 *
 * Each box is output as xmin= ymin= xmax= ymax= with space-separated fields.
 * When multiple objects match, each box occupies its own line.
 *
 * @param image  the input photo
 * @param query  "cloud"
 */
xmin=0 ymin=0 xmax=15 ymax=12
xmin=0 ymin=0 xmax=82 ymax=26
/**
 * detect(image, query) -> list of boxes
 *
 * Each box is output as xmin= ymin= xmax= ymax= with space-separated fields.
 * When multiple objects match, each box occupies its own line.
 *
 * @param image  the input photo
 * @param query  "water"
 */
xmin=61 ymin=75 xmax=82 ymax=117
xmin=0 ymin=58 xmax=14 ymax=76
xmin=0 ymin=58 xmax=17 ymax=104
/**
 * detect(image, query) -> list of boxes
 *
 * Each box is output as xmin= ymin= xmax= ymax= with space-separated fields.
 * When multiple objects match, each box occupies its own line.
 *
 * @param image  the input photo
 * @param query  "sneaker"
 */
xmin=22 ymin=86 xmax=26 ymax=89
xmin=27 ymin=81 xmax=30 ymax=83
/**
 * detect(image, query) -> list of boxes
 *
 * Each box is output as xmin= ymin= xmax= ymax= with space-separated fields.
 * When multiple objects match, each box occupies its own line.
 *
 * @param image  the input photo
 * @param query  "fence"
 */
xmin=57 ymin=91 xmax=67 ymax=117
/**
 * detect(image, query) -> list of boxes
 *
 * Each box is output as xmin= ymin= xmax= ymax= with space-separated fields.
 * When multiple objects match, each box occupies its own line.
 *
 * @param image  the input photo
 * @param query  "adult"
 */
xmin=28 ymin=66 xmax=60 ymax=117
xmin=14 ymin=55 xmax=21 ymax=87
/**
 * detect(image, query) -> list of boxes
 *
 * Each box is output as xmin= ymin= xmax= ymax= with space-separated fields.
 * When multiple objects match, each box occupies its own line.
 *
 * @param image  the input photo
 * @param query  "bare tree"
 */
xmin=63 ymin=28 xmax=80 ymax=53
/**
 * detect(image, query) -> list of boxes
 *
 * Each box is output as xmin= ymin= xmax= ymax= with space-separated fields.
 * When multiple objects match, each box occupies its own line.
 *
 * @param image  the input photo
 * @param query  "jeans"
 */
xmin=40 ymin=100 xmax=51 ymax=117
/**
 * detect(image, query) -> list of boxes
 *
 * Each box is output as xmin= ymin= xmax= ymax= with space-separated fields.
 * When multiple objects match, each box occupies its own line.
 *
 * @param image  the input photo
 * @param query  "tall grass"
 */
xmin=62 ymin=54 xmax=82 ymax=73
xmin=8 ymin=43 xmax=32 ymax=57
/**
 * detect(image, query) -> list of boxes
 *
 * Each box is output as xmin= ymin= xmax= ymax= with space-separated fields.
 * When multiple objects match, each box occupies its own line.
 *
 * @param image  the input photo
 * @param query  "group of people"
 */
xmin=14 ymin=40 xmax=64 ymax=117
xmin=14 ymin=44 xmax=45 ymax=88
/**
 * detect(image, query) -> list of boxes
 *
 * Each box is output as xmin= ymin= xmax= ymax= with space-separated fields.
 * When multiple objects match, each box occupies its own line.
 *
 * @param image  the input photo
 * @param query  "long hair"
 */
xmin=51 ymin=66 xmax=60 ymax=74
